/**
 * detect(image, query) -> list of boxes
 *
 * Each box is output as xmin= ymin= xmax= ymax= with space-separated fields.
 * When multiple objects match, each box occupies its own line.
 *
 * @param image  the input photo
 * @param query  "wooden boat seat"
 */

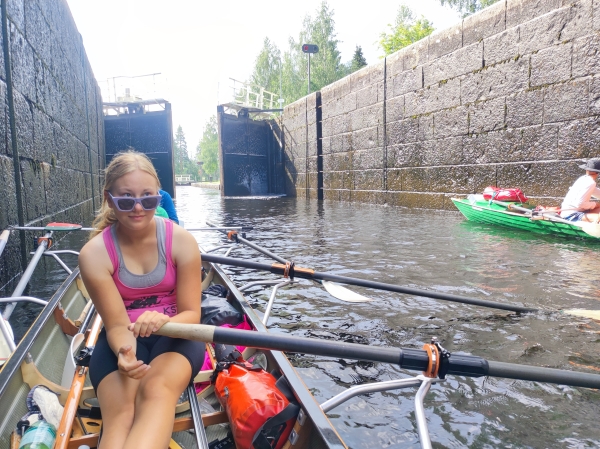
xmin=65 ymin=411 xmax=229 ymax=449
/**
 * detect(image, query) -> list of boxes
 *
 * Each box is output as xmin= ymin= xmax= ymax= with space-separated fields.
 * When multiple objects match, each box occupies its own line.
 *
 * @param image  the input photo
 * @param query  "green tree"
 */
xmin=379 ymin=5 xmax=435 ymax=56
xmin=250 ymin=38 xmax=282 ymax=96
xmin=350 ymin=45 xmax=367 ymax=72
xmin=438 ymin=0 xmax=500 ymax=17
xmin=290 ymin=1 xmax=347 ymax=96
xmin=246 ymin=1 xmax=347 ymax=107
xmin=197 ymin=116 xmax=219 ymax=180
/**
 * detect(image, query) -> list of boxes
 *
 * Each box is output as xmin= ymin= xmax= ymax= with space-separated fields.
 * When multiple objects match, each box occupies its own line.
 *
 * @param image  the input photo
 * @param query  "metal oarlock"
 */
xmin=204 ymin=244 xmax=237 ymax=257
xmin=239 ymin=279 xmax=294 ymax=326
xmin=38 ymin=250 xmax=80 ymax=275
xmin=320 ymin=336 xmax=450 ymax=449
xmin=320 ymin=373 xmax=445 ymax=449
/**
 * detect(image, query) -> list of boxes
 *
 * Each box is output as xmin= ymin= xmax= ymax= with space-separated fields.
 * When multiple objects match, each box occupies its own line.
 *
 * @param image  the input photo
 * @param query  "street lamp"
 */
xmin=302 ymin=44 xmax=319 ymax=95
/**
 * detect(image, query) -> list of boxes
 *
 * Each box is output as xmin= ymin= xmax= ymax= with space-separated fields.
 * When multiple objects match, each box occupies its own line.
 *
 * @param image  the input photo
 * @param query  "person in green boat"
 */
xmin=559 ymin=158 xmax=600 ymax=222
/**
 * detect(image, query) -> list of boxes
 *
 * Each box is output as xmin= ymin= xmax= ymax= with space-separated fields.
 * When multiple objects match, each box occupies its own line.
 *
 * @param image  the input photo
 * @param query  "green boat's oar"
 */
xmin=200 ymin=253 xmax=536 ymax=313
xmin=542 ymin=215 xmax=600 ymax=238
xmin=156 ymin=322 xmax=600 ymax=389
xmin=205 ymin=221 xmax=372 ymax=303
xmin=491 ymin=200 xmax=600 ymax=238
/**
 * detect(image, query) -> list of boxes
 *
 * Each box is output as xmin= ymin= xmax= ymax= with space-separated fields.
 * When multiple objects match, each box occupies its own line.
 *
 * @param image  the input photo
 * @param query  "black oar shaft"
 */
xmin=157 ymin=324 xmax=600 ymax=389
xmin=215 ymin=325 xmax=423 ymax=366
xmin=487 ymin=361 xmax=600 ymax=389
xmin=200 ymin=253 xmax=537 ymax=313
xmin=312 ymin=272 xmax=535 ymax=313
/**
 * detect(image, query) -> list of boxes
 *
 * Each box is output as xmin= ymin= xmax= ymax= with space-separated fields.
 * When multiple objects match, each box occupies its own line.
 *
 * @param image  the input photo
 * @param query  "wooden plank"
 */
xmin=55 ymin=315 xmax=103 ymax=449
xmin=66 ymin=412 xmax=228 ymax=449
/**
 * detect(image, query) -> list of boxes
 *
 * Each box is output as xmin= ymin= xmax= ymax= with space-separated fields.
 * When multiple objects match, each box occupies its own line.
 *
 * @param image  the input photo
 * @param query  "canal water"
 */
xmin=7 ymin=186 xmax=600 ymax=448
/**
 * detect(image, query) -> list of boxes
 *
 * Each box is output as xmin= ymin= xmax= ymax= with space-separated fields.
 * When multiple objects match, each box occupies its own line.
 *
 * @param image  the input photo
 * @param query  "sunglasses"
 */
xmin=108 ymin=192 xmax=162 ymax=212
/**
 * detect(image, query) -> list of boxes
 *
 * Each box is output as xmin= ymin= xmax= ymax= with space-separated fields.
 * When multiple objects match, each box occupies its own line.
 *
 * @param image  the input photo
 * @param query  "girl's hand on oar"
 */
xmin=128 ymin=311 xmax=170 ymax=338
xmin=117 ymin=345 xmax=150 ymax=379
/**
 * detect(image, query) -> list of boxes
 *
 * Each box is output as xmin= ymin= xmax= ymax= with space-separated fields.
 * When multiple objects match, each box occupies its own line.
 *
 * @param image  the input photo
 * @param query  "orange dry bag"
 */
xmin=213 ymin=362 xmax=299 ymax=449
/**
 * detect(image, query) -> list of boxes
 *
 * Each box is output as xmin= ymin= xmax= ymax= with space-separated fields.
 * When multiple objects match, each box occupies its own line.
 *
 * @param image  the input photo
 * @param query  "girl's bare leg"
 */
xmin=123 ymin=352 xmax=192 ymax=449
xmin=97 ymin=371 xmax=139 ymax=449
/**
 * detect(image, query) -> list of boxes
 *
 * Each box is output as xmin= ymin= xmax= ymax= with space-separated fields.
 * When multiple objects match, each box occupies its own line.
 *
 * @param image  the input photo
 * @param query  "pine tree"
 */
xmin=173 ymin=125 xmax=189 ymax=176
xmin=350 ymin=46 xmax=367 ymax=72
xmin=197 ymin=116 xmax=219 ymax=180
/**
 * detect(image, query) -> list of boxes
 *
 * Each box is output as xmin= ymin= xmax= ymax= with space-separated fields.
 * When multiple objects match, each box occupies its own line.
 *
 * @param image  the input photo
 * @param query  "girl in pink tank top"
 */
xmin=78 ymin=151 xmax=203 ymax=449
xmin=102 ymin=217 xmax=178 ymax=322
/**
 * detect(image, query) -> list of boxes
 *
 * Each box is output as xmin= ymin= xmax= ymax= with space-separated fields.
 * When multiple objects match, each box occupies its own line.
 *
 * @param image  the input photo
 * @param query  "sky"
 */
xmin=66 ymin=0 xmax=461 ymax=153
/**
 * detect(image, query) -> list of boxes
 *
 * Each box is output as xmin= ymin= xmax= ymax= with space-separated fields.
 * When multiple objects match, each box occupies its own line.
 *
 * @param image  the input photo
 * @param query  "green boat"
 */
xmin=451 ymin=195 xmax=600 ymax=240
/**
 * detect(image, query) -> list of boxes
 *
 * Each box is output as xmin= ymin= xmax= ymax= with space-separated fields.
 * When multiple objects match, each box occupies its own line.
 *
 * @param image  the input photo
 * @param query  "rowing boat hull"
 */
xmin=0 ymin=262 xmax=347 ymax=448
xmin=451 ymin=197 xmax=597 ymax=240
xmin=0 ymin=270 xmax=88 ymax=449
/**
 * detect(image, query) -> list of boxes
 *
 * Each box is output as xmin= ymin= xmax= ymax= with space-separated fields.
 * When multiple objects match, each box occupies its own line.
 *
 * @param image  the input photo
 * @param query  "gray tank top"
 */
xmin=111 ymin=217 xmax=168 ymax=288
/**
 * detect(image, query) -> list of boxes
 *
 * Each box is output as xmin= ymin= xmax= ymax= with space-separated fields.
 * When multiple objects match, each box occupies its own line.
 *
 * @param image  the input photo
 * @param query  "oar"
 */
xmin=11 ymin=223 xmax=93 ymax=231
xmin=543 ymin=215 xmax=600 ymax=238
xmin=205 ymin=221 xmax=372 ymax=303
xmin=155 ymin=323 xmax=600 ymax=389
xmin=186 ymin=226 xmax=254 ymax=232
xmin=204 ymin=225 xmax=600 ymax=319
xmin=200 ymin=253 xmax=536 ymax=313
xmin=491 ymin=200 xmax=600 ymax=238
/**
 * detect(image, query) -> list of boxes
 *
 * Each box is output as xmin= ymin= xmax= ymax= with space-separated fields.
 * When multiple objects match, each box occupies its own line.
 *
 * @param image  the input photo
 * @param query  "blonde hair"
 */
xmin=90 ymin=150 xmax=161 ymax=238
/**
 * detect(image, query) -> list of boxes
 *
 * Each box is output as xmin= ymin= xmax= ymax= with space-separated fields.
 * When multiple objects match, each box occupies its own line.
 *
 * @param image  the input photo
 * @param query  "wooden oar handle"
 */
xmin=155 ymin=323 xmax=215 ymax=342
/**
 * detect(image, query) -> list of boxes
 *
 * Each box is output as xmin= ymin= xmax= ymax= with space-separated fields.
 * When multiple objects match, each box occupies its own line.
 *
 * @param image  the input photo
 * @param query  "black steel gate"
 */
xmin=104 ymin=102 xmax=175 ymax=197
xmin=217 ymin=107 xmax=284 ymax=196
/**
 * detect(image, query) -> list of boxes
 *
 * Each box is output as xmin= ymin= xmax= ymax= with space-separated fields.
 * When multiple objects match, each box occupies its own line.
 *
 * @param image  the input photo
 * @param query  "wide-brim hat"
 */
xmin=579 ymin=158 xmax=600 ymax=173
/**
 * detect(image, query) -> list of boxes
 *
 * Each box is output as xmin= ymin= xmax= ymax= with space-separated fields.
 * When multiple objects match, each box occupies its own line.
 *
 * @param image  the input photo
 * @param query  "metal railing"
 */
xmin=229 ymin=78 xmax=280 ymax=110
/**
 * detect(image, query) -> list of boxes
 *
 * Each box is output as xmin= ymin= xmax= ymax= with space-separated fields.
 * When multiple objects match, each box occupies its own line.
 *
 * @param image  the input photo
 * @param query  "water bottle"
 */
xmin=18 ymin=419 xmax=56 ymax=449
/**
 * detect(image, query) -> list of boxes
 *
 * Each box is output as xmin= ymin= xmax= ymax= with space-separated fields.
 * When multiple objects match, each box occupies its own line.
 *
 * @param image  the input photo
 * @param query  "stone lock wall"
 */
xmin=0 ymin=0 xmax=104 ymax=289
xmin=283 ymin=0 xmax=600 ymax=209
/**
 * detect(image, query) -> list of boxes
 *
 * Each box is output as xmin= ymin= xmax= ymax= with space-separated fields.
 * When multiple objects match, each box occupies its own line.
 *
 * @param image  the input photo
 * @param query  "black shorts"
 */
xmin=89 ymin=329 xmax=205 ymax=391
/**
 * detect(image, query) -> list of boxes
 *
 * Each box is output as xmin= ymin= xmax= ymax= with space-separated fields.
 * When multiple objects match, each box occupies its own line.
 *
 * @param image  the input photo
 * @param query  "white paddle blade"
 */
xmin=321 ymin=280 xmax=373 ymax=303
xmin=562 ymin=309 xmax=600 ymax=320
xmin=579 ymin=222 xmax=600 ymax=238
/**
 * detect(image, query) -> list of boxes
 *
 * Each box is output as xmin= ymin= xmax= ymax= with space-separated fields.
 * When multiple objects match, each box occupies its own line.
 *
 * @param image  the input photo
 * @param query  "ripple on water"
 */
xmin=13 ymin=187 xmax=600 ymax=448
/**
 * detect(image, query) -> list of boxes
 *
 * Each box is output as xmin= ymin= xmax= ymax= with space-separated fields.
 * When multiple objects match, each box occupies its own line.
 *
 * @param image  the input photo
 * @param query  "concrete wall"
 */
xmin=0 ymin=0 xmax=104 ymax=289
xmin=283 ymin=0 xmax=600 ymax=209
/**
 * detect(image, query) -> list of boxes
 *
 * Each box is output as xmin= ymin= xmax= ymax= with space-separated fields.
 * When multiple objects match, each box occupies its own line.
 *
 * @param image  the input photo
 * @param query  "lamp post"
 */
xmin=301 ymin=44 xmax=319 ymax=95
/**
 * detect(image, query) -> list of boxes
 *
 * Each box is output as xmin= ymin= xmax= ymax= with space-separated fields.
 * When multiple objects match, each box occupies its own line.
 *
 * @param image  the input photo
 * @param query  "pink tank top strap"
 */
xmin=102 ymin=226 xmax=119 ymax=272
xmin=165 ymin=219 xmax=173 ymax=260
xmin=164 ymin=219 xmax=177 ymax=282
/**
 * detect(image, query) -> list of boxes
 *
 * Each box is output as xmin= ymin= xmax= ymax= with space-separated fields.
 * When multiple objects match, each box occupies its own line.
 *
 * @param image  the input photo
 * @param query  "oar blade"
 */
xmin=45 ymin=222 xmax=83 ymax=231
xmin=562 ymin=309 xmax=600 ymax=320
xmin=321 ymin=280 xmax=373 ymax=303
xmin=579 ymin=222 xmax=600 ymax=238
